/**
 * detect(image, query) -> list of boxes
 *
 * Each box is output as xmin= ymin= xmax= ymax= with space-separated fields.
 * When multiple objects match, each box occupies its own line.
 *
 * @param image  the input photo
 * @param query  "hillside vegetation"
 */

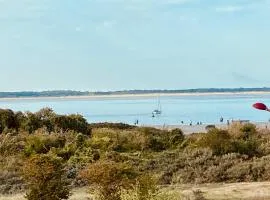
xmin=1 ymin=108 xmax=270 ymax=199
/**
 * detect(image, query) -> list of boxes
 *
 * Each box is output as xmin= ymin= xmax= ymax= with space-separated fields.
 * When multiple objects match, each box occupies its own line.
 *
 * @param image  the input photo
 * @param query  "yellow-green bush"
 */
xmin=196 ymin=129 xmax=232 ymax=155
xmin=80 ymin=160 xmax=138 ymax=200
xmin=22 ymin=154 xmax=71 ymax=200
xmin=0 ymin=133 xmax=26 ymax=156
xmin=24 ymin=132 xmax=66 ymax=156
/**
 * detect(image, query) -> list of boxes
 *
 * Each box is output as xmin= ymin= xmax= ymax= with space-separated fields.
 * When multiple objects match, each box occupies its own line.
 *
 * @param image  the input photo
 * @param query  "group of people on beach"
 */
xmin=220 ymin=116 xmax=233 ymax=125
xmin=181 ymin=116 xmax=231 ymax=127
xmin=134 ymin=116 xmax=234 ymax=126
xmin=180 ymin=120 xmax=203 ymax=126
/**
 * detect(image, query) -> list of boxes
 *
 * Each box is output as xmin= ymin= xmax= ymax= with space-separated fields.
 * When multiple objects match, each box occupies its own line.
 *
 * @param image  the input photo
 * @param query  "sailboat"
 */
xmin=152 ymin=95 xmax=162 ymax=116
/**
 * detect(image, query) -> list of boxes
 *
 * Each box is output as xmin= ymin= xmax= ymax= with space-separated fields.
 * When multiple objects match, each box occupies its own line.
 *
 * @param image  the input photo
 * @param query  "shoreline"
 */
xmin=149 ymin=121 xmax=270 ymax=134
xmin=0 ymin=91 xmax=270 ymax=101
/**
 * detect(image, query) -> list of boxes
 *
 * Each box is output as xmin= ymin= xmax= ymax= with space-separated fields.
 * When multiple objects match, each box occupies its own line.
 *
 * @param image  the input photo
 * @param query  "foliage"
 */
xmin=170 ymin=129 xmax=185 ymax=146
xmin=89 ymin=122 xmax=136 ymax=130
xmin=80 ymin=161 xmax=138 ymax=200
xmin=22 ymin=154 xmax=71 ymax=200
xmin=196 ymin=129 xmax=232 ymax=155
xmin=120 ymin=176 xmax=182 ymax=200
xmin=1 ymin=107 xmax=270 ymax=196
xmin=0 ymin=109 xmax=18 ymax=133
xmin=133 ymin=174 xmax=158 ymax=200
xmin=53 ymin=114 xmax=91 ymax=135
xmin=24 ymin=133 xmax=66 ymax=156
xmin=205 ymin=124 xmax=216 ymax=131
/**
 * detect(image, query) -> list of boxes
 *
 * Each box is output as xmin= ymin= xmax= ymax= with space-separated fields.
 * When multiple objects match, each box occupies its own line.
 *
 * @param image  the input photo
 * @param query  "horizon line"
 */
xmin=0 ymin=87 xmax=270 ymax=93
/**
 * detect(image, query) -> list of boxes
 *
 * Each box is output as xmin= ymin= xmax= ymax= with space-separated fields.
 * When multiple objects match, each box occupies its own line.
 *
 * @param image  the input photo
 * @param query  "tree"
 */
xmin=54 ymin=114 xmax=91 ymax=135
xmin=0 ymin=109 xmax=17 ymax=133
xmin=22 ymin=112 xmax=42 ymax=133
xmin=36 ymin=108 xmax=56 ymax=132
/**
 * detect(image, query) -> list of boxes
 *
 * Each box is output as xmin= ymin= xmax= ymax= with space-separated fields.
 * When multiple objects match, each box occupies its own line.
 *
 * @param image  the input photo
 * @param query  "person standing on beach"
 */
xmin=220 ymin=117 xmax=224 ymax=123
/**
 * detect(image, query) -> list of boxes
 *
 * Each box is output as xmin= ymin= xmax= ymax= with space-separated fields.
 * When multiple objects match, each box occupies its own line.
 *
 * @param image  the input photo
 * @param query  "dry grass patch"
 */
xmin=173 ymin=182 xmax=270 ymax=200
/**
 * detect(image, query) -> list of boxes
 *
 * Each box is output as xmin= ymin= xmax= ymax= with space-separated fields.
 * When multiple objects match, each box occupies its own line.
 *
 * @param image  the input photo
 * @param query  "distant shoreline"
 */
xmin=151 ymin=121 xmax=270 ymax=134
xmin=0 ymin=91 xmax=270 ymax=101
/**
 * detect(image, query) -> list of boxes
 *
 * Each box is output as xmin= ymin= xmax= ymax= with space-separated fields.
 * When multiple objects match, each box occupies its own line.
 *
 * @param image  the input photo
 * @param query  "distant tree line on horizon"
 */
xmin=0 ymin=87 xmax=270 ymax=98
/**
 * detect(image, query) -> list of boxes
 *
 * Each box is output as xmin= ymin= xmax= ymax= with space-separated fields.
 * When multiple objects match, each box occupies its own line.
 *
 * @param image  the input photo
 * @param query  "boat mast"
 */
xmin=158 ymin=95 xmax=161 ymax=112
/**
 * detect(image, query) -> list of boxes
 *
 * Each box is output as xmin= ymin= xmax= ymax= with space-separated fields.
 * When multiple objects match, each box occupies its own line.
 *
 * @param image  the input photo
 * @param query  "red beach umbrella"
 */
xmin=253 ymin=103 xmax=269 ymax=112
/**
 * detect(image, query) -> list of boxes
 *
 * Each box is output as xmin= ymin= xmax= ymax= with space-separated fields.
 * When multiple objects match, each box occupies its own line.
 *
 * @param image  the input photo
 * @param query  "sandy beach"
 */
xmin=0 ymin=91 xmax=270 ymax=101
xmin=150 ymin=121 xmax=270 ymax=134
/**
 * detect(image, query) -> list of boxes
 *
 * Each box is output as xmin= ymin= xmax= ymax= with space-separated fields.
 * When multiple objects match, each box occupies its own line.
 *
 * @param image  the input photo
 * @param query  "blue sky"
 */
xmin=0 ymin=0 xmax=270 ymax=91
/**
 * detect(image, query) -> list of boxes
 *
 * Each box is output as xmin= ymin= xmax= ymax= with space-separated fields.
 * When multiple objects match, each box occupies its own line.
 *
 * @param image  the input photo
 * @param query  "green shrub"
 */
xmin=90 ymin=128 xmax=149 ymax=152
xmin=24 ymin=133 xmax=66 ymax=156
xmin=240 ymin=123 xmax=257 ymax=139
xmin=197 ymin=129 xmax=232 ymax=155
xmin=89 ymin=122 xmax=136 ymax=130
xmin=0 ymin=109 xmax=18 ymax=133
xmin=68 ymin=147 xmax=99 ymax=166
xmin=120 ymin=187 xmax=182 ymax=200
xmin=140 ymin=127 xmax=171 ymax=151
xmin=135 ymin=174 xmax=158 ymax=200
xmin=0 ymin=133 xmax=25 ymax=156
xmin=169 ymin=129 xmax=185 ymax=147
xmin=51 ymin=144 xmax=76 ymax=161
xmin=53 ymin=114 xmax=91 ymax=135
xmin=22 ymin=154 xmax=71 ymax=200
xmin=231 ymin=138 xmax=261 ymax=157
xmin=81 ymin=161 xmax=138 ymax=200
xmin=22 ymin=112 xmax=43 ymax=134
xmin=229 ymin=123 xmax=257 ymax=139
xmin=205 ymin=124 xmax=215 ymax=131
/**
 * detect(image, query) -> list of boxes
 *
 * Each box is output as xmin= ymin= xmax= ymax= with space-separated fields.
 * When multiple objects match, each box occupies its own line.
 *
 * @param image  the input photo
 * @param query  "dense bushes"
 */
xmin=81 ymin=161 xmax=138 ymax=200
xmin=195 ymin=125 xmax=261 ymax=157
xmin=24 ymin=133 xmax=66 ymax=156
xmin=89 ymin=122 xmax=136 ymax=130
xmin=0 ymin=109 xmax=18 ymax=132
xmin=0 ymin=108 xmax=91 ymax=135
xmin=53 ymin=114 xmax=91 ymax=135
xmin=90 ymin=127 xmax=185 ymax=153
xmin=1 ymin=108 xmax=270 ymax=197
xmin=197 ymin=129 xmax=232 ymax=155
xmin=22 ymin=154 xmax=71 ymax=200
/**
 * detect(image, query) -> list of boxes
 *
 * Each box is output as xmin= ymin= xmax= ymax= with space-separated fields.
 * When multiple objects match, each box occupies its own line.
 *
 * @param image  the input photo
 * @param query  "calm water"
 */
xmin=0 ymin=94 xmax=270 ymax=125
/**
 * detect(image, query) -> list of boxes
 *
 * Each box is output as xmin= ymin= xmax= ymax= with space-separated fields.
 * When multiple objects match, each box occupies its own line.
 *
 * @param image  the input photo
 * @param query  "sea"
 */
xmin=0 ymin=94 xmax=270 ymax=126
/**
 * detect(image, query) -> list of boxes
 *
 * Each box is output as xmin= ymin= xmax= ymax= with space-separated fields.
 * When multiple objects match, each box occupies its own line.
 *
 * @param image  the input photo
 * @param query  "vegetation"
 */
xmin=22 ymin=154 xmax=71 ymax=200
xmin=1 ymin=108 xmax=270 ymax=199
xmin=1 ymin=87 xmax=270 ymax=98
xmin=81 ymin=161 xmax=137 ymax=200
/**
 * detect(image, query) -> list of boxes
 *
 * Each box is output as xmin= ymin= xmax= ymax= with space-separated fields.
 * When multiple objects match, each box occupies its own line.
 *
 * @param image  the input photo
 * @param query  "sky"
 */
xmin=0 ymin=0 xmax=270 ymax=91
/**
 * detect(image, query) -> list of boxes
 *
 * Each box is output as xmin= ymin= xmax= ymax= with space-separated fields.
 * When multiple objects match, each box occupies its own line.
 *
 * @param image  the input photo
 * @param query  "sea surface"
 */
xmin=0 ymin=94 xmax=270 ymax=125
